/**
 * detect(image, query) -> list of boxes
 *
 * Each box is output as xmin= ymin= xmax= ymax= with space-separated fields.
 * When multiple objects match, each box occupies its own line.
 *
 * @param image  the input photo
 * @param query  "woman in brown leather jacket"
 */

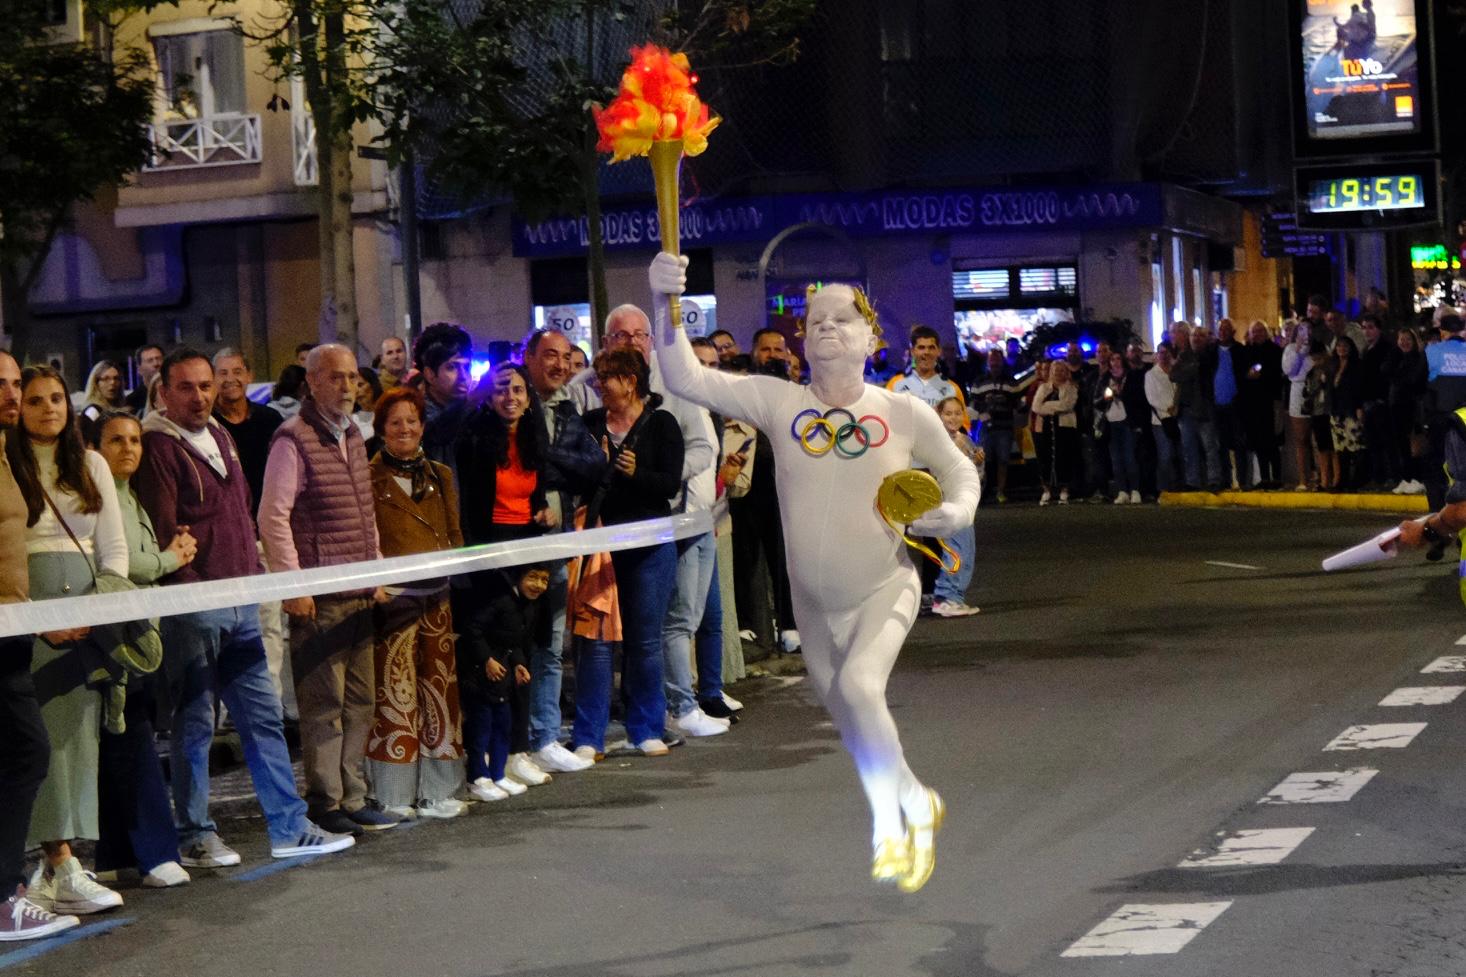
xmin=363 ymin=387 xmax=467 ymax=820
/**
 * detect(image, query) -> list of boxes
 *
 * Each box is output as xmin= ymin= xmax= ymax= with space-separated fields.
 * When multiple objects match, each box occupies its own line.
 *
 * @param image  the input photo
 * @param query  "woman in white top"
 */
xmin=9 ymin=366 xmax=128 ymax=915
xmin=1281 ymin=320 xmax=1314 ymax=490
xmin=1030 ymin=361 xmax=1080 ymax=504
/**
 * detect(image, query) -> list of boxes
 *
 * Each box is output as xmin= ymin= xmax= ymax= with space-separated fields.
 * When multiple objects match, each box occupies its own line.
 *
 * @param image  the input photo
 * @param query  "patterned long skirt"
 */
xmin=364 ymin=590 xmax=464 ymax=808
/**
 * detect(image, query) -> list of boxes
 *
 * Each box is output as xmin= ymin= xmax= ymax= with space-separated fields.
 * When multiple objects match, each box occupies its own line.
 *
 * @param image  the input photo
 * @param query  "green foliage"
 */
xmin=0 ymin=0 xmax=155 ymax=268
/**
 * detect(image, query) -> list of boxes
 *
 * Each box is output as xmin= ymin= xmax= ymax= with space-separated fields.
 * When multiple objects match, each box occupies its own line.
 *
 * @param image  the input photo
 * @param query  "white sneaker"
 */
xmin=1407 ymin=480 xmax=1427 ymax=495
xmin=24 ymin=865 xmax=55 ymax=912
xmin=779 ymin=629 xmax=801 ymax=653
xmin=633 ymin=738 xmax=670 ymax=757
xmin=469 ymin=777 xmax=508 ymax=802
xmin=1039 ymin=489 xmax=1051 ymax=506
xmin=1391 ymin=480 xmax=1408 ymax=494
xmin=506 ymin=753 xmax=552 ymax=786
xmin=931 ymin=600 xmax=981 ymax=618
xmin=532 ymin=741 xmax=593 ymax=772
xmin=670 ymin=708 xmax=730 ymax=738
xmin=1129 ymin=491 xmax=1142 ymax=504
xmin=141 ymin=861 xmax=190 ymax=889
xmin=415 ymin=797 xmax=466 ymax=819
xmin=721 ymin=692 xmax=743 ymax=712
xmin=493 ymin=777 xmax=527 ymax=796
xmin=1058 ymin=489 xmax=1070 ymax=504
xmin=382 ymin=805 xmax=418 ymax=821
xmin=737 ymin=629 xmax=757 ymax=642
xmin=52 ymin=857 xmax=122 ymax=914
xmin=269 ymin=823 xmax=356 ymax=859
xmin=1113 ymin=493 xmax=1128 ymax=505
xmin=572 ymin=745 xmax=600 ymax=763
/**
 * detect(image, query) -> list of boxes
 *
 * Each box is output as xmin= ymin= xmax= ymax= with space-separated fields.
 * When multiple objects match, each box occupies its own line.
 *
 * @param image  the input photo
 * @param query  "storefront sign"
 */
xmin=512 ymin=184 xmax=1165 ymax=258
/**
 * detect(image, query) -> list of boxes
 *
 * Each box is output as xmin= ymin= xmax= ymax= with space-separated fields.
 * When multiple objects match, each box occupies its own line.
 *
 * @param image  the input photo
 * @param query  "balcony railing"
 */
xmin=144 ymin=114 xmax=262 ymax=170
xmin=293 ymin=108 xmax=318 ymax=186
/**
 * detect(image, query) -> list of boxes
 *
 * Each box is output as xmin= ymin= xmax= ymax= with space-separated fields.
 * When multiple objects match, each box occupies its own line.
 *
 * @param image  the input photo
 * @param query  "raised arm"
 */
xmin=648 ymin=252 xmax=786 ymax=431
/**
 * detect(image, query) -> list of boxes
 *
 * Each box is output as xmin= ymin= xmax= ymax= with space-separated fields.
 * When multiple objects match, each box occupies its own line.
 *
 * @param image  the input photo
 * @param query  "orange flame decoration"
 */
xmin=593 ymin=44 xmax=720 ymax=163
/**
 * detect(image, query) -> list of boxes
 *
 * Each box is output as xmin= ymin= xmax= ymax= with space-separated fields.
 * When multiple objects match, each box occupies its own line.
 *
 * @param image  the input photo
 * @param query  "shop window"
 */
xmin=953 ymin=269 xmax=1009 ymax=301
xmin=952 ymin=262 xmax=1078 ymax=350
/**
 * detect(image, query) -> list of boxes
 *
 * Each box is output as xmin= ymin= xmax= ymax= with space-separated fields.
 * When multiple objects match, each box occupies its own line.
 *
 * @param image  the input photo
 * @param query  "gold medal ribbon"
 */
xmin=875 ymin=470 xmax=962 ymax=574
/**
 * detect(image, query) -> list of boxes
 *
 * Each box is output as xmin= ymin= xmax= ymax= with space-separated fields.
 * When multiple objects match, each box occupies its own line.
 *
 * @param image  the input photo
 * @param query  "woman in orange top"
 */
xmin=453 ymin=362 xmax=553 ymax=792
xmin=455 ymin=363 xmax=551 ymax=544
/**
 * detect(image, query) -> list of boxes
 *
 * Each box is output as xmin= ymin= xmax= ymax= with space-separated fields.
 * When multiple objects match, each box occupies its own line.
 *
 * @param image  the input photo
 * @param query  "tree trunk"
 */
xmin=297 ymin=2 xmax=358 ymax=354
xmin=318 ymin=9 xmax=357 ymax=353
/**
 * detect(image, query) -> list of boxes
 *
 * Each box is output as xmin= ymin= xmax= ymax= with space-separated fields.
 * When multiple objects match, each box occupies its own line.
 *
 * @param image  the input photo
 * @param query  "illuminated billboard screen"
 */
xmin=1300 ymin=0 xmax=1420 ymax=141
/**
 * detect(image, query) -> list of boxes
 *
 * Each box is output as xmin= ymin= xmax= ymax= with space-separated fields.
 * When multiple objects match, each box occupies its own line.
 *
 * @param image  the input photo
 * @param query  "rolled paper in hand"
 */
xmin=876 ymin=470 xmax=960 ymax=573
xmin=1321 ymin=527 xmax=1403 ymax=572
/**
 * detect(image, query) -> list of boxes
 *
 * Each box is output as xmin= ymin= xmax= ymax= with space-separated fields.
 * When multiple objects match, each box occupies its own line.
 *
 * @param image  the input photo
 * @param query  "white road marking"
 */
xmin=1454 ymin=635 xmax=1466 ymax=646
xmin=1203 ymin=560 xmax=1264 ymax=570
xmin=1177 ymin=828 xmax=1315 ymax=868
xmin=1258 ymin=768 xmax=1378 ymax=804
xmin=1379 ymin=686 xmax=1466 ymax=707
xmin=1422 ymin=655 xmax=1466 ymax=673
xmin=1323 ymin=723 xmax=1427 ymax=751
xmin=1061 ymin=902 xmax=1232 ymax=957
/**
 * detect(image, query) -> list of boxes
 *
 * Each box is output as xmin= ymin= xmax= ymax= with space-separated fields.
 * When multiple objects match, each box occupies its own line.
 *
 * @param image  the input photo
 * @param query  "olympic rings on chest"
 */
xmin=790 ymin=408 xmax=891 ymax=458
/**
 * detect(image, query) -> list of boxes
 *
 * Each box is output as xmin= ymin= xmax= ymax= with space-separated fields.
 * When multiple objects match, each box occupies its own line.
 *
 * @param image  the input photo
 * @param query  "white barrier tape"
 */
xmin=0 ymin=512 xmax=713 ymax=639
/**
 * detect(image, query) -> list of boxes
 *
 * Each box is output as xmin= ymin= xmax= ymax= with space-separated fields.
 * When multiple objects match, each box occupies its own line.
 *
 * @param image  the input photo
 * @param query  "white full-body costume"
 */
xmin=649 ymin=254 xmax=979 ymax=884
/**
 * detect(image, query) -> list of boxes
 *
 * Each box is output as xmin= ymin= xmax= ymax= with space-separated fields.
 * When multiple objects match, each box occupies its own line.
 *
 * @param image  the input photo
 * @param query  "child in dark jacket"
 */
xmin=457 ymin=564 xmax=549 ymax=801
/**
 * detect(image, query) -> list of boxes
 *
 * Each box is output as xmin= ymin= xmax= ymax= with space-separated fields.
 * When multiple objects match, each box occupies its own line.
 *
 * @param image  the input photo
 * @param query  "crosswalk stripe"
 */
xmin=1258 ymin=768 xmax=1378 ymax=804
xmin=1177 ymin=828 xmax=1315 ymax=868
xmin=1323 ymin=723 xmax=1427 ymax=751
xmin=1378 ymin=686 xmax=1466 ymax=707
xmin=1061 ymin=902 xmax=1232 ymax=957
xmin=1422 ymin=655 xmax=1466 ymax=672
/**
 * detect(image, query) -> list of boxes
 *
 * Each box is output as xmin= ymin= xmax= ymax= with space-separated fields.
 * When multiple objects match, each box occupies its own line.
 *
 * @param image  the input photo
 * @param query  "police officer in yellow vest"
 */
xmin=1396 ymin=402 xmax=1466 ymax=587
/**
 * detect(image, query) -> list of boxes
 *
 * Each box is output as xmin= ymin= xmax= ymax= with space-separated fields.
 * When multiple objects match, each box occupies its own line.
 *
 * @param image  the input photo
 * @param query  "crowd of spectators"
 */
xmin=4 ymin=313 xmax=805 ymax=941
xmin=955 ymin=296 xmax=1446 ymax=503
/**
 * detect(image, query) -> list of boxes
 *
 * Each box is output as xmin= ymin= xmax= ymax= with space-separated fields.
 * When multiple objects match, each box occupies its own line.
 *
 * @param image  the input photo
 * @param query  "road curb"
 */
xmin=1159 ymin=490 xmax=1428 ymax=514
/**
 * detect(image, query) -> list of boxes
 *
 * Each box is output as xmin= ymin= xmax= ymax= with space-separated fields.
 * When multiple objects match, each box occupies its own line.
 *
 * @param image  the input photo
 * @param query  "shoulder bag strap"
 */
xmin=42 ymin=487 xmax=99 ymax=591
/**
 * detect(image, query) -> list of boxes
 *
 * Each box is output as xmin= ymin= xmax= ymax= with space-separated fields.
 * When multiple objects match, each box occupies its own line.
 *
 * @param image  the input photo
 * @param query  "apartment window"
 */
xmin=154 ymin=29 xmax=245 ymax=119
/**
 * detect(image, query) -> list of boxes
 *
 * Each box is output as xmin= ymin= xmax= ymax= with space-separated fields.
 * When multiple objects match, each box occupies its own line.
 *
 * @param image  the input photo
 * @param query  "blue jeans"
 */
xmin=663 ymin=532 xmax=716 ymax=718
xmin=163 ymin=606 xmax=308 ymax=849
xmin=570 ymin=637 xmax=614 ymax=752
xmin=610 ymin=541 xmax=677 ymax=744
xmin=694 ymin=557 xmax=723 ymax=703
xmin=462 ymin=697 xmax=511 ymax=783
xmin=1108 ymin=423 xmax=1141 ymax=494
xmin=1153 ymin=423 xmax=1177 ymax=491
xmin=1178 ymin=414 xmax=1222 ymax=487
xmin=528 ymin=561 xmax=569 ymax=751
xmin=933 ymin=524 xmax=976 ymax=604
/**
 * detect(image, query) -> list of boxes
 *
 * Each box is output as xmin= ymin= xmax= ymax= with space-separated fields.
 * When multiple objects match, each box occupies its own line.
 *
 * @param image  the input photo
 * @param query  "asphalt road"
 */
xmin=8 ymin=503 xmax=1466 ymax=977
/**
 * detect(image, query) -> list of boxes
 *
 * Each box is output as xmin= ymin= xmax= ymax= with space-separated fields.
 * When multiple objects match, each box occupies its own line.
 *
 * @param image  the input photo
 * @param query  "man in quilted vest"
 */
xmin=258 ymin=345 xmax=394 ymax=836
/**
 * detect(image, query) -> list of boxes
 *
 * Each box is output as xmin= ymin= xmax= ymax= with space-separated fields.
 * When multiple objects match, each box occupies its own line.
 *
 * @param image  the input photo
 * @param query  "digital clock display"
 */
xmin=1306 ymin=174 xmax=1425 ymax=214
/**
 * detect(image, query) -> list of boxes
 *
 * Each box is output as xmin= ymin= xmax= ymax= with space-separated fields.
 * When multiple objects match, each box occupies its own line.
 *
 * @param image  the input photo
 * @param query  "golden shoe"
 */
xmin=871 ymin=838 xmax=911 ymax=884
xmin=899 ymin=788 xmax=946 ymax=894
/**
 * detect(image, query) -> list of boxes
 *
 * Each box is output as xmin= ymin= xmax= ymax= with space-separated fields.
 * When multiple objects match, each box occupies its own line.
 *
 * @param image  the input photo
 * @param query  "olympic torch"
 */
xmin=593 ymin=45 xmax=720 ymax=330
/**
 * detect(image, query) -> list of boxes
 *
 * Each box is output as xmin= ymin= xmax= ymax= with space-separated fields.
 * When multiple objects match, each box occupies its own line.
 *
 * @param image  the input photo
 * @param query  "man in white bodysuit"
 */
xmin=648 ymin=253 xmax=980 ymax=892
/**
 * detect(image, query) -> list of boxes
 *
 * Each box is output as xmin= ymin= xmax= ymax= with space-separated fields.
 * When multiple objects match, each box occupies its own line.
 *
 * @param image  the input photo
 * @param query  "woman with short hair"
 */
xmin=364 ymin=387 xmax=467 ymax=819
xmin=576 ymin=349 xmax=684 ymax=757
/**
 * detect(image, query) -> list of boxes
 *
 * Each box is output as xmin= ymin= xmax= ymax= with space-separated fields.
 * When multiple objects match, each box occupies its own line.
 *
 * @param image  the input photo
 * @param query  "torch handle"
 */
xmin=649 ymin=139 xmax=684 ymax=329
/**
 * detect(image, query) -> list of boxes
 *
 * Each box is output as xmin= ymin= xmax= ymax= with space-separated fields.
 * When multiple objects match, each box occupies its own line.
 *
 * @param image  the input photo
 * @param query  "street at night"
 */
xmin=8 ymin=502 xmax=1465 ymax=977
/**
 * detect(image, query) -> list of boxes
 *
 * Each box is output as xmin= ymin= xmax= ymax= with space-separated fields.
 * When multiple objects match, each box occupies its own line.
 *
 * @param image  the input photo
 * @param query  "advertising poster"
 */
xmin=1300 ymin=0 xmax=1420 ymax=140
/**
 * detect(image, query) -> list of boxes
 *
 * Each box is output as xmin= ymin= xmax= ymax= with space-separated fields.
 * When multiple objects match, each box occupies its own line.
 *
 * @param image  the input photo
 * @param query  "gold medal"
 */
xmin=875 ymin=470 xmax=961 ymax=573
